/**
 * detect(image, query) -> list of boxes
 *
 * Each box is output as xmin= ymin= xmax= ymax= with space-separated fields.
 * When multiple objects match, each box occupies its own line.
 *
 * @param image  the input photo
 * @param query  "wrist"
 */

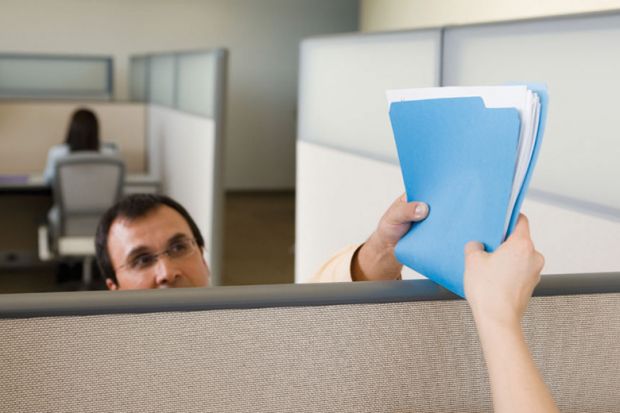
xmin=351 ymin=237 xmax=402 ymax=281
xmin=471 ymin=306 xmax=522 ymax=332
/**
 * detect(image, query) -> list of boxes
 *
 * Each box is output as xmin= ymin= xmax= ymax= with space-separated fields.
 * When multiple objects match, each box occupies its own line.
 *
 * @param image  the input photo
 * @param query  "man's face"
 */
xmin=105 ymin=205 xmax=210 ymax=290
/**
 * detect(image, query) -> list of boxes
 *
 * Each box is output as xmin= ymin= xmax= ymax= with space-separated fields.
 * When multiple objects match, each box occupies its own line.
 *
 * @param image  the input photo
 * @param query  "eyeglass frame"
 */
xmin=115 ymin=236 xmax=201 ymax=274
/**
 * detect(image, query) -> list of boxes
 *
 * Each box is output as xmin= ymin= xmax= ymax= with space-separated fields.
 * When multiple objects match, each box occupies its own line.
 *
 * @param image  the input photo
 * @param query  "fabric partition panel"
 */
xmin=1 ymin=276 xmax=619 ymax=412
xmin=295 ymin=30 xmax=441 ymax=282
xmin=0 ymin=102 xmax=147 ymax=174
xmin=147 ymin=106 xmax=222 ymax=285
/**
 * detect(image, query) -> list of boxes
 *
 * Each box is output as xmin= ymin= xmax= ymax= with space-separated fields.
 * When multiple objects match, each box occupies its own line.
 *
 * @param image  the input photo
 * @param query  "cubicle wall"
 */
xmin=1 ymin=274 xmax=619 ymax=412
xmin=442 ymin=13 xmax=620 ymax=216
xmin=148 ymin=106 xmax=219 ymax=281
xmin=0 ymin=54 xmax=134 ymax=173
xmin=0 ymin=102 xmax=146 ymax=174
xmin=296 ymin=30 xmax=441 ymax=281
xmin=296 ymin=12 xmax=620 ymax=282
xmin=131 ymin=49 xmax=228 ymax=285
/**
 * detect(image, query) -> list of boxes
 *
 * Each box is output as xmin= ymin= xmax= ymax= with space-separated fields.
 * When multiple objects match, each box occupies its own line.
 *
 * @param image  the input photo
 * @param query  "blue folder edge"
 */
xmin=506 ymin=84 xmax=549 ymax=235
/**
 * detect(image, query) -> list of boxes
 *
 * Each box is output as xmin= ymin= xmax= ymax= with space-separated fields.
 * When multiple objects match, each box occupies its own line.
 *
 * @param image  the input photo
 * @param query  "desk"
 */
xmin=0 ymin=174 xmax=161 ymax=270
xmin=0 ymin=174 xmax=161 ymax=195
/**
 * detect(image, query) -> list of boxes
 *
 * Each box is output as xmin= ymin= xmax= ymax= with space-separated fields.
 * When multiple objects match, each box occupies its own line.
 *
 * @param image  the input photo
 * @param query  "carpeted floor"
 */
xmin=222 ymin=191 xmax=295 ymax=286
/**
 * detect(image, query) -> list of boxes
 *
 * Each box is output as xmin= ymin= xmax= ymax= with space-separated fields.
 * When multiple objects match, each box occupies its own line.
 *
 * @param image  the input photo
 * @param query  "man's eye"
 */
xmin=130 ymin=254 xmax=156 ymax=269
xmin=168 ymin=241 xmax=190 ymax=256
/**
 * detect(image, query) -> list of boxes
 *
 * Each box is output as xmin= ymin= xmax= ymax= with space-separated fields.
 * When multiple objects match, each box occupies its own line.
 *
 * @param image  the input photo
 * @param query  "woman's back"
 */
xmin=43 ymin=108 xmax=117 ymax=184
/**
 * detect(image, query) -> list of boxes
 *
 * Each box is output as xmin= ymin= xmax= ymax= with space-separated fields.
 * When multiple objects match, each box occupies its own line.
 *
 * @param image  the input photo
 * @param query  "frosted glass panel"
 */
xmin=298 ymin=30 xmax=441 ymax=162
xmin=443 ymin=14 xmax=620 ymax=212
xmin=129 ymin=56 xmax=148 ymax=102
xmin=149 ymin=55 xmax=175 ymax=107
xmin=0 ymin=55 xmax=110 ymax=99
xmin=177 ymin=53 xmax=217 ymax=117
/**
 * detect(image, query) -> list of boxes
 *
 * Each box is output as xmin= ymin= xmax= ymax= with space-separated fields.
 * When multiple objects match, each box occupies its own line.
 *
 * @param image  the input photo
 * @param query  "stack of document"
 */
xmin=387 ymin=85 xmax=548 ymax=297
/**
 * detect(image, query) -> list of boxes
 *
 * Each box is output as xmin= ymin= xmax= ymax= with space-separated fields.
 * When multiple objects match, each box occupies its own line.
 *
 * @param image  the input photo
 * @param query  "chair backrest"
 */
xmin=53 ymin=152 xmax=125 ymax=236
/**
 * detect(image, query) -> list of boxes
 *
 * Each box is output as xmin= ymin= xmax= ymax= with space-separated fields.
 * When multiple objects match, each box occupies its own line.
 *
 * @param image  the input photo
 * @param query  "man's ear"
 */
xmin=105 ymin=278 xmax=119 ymax=290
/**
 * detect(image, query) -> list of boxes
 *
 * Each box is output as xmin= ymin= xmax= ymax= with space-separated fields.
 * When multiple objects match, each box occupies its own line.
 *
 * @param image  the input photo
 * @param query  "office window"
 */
xmin=0 ymin=54 xmax=112 ymax=100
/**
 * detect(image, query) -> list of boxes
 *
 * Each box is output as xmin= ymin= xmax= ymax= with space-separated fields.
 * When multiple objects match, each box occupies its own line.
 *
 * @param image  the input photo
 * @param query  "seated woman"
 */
xmin=43 ymin=108 xmax=118 ymax=184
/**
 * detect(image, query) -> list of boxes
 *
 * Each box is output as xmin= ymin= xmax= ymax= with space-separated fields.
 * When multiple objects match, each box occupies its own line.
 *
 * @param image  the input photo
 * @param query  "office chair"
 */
xmin=38 ymin=152 xmax=125 ymax=288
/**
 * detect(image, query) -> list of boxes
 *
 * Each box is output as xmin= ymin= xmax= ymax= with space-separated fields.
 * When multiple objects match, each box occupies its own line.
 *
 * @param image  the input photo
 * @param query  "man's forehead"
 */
xmin=108 ymin=205 xmax=194 ymax=253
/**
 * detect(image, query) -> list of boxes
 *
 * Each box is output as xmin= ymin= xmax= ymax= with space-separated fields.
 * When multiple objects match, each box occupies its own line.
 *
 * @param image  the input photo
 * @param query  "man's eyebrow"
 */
xmin=126 ymin=246 xmax=152 ymax=260
xmin=124 ymin=233 xmax=192 ymax=260
xmin=167 ymin=233 xmax=192 ymax=245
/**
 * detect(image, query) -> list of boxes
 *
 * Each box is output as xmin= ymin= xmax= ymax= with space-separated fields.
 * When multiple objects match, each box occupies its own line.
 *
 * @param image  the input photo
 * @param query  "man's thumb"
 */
xmin=464 ymin=241 xmax=485 ymax=256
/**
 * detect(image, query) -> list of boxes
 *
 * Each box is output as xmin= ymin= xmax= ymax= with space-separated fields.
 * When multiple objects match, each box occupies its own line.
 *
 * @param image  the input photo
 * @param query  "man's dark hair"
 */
xmin=95 ymin=194 xmax=205 ymax=283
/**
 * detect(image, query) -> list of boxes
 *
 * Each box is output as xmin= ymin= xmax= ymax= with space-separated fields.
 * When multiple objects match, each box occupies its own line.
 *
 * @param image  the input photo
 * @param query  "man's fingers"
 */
xmin=511 ymin=214 xmax=531 ymax=240
xmin=464 ymin=241 xmax=485 ymax=256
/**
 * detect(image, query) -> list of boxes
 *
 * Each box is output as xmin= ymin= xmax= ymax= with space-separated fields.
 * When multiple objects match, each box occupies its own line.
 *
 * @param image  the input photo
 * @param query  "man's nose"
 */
xmin=154 ymin=256 xmax=181 ymax=287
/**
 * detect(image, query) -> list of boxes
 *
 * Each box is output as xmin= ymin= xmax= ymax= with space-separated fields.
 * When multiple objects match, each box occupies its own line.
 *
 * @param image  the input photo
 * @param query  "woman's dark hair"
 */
xmin=95 ymin=194 xmax=205 ymax=283
xmin=65 ymin=108 xmax=100 ymax=152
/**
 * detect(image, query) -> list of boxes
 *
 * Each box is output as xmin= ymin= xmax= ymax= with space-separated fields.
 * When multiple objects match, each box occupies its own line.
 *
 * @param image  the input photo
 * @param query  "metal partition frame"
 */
xmin=1 ymin=273 xmax=618 ymax=319
xmin=130 ymin=49 xmax=228 ymax=286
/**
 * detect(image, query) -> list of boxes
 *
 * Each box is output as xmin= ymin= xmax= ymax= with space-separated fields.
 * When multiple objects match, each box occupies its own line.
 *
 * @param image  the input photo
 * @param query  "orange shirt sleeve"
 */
xmin=305 ymin=244 xmax=361 ymax=283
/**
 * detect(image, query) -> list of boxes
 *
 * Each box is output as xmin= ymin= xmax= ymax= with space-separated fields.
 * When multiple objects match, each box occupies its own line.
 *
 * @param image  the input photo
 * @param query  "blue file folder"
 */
xmin=390 ymin=86 xmax=548 ymax=297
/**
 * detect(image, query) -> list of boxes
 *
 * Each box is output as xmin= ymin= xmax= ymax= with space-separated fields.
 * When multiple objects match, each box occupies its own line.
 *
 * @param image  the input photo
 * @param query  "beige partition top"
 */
xmin=0 ymin=101 xmax=146 ymax=174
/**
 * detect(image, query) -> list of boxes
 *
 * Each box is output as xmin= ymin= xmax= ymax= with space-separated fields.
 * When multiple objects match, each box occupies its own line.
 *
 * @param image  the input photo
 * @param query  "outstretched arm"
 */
xmin=464 ymin=215 xmax=559 ymax=413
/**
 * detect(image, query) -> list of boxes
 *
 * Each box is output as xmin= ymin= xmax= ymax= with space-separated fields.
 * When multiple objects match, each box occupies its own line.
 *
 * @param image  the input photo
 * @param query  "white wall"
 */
xmin=360 ymin=0 xmax=620 ymax=31
xmin=296 ymin=143 xmax=620 ymax=282
xmin=148 ymin=105 xmax=223 ymax=284
xmin=0 ymin=0 xmax=359 ymax=189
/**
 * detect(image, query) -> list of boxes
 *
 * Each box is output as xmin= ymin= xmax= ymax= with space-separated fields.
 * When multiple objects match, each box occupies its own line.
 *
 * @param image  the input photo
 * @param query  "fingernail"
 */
xmin=414 ymin=203 xmax=428 ymax=219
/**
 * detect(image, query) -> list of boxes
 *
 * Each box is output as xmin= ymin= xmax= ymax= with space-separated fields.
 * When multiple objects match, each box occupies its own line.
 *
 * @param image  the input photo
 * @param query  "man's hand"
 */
xmin=464 ymin=214 xmax=545 ymax=327
xmin=351 ymin=194 xmax=429 ymax=281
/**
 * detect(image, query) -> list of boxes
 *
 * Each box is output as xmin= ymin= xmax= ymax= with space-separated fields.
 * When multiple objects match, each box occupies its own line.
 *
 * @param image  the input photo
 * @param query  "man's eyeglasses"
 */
xmin=118 ymin=238 xmax=199 ymax=273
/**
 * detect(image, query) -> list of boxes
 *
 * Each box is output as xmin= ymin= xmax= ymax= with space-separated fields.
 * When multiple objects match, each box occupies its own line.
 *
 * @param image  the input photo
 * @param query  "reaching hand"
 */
xmin=463 ymin=215 xmax=558 ymax=413
xmin=464 ymin=214 xmax=545 ymax=326
xmin=352 ymin=194 xmax=429 ymax=281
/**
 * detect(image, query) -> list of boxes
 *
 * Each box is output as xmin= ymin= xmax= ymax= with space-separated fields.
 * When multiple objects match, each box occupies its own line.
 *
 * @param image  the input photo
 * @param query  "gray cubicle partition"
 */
xmin=129 ymin=49 xmax=227 ymax=285
xmin=1 ymin=274 xmax=619 ymax=412
xmin=296 ymin=30 xmax=441 ymax=282
xmin=295 ymin=11 xmax=620 ymax=283
xmin=443 ymin=12 xmax=620 ymax=219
